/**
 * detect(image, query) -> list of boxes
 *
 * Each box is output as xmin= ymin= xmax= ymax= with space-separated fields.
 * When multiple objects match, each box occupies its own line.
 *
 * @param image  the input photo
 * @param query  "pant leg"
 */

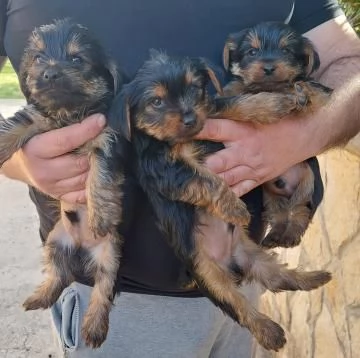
xmin=208 ymin=284 xmax=259 ymax=358
xmin=50 ymin=282 xmax=253 ymax=358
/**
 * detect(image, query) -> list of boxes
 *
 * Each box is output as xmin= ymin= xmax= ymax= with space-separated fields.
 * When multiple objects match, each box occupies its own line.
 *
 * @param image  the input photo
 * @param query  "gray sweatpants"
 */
xmin=51 ymin=282 xmax=256 ymax=358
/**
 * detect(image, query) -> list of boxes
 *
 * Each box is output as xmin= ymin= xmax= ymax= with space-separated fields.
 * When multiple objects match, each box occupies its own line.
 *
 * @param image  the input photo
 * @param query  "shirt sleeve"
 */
xmin=0 ymin=0 xmax=7 ymax=56
xmin=290 ymin=0 xmax=344 ymax=34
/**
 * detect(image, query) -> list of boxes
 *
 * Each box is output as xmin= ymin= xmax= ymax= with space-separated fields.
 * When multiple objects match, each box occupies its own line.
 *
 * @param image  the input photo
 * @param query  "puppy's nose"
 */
xmin=263 ymin=64 xmax=276 ymax=75
xmin=183 ymin=113 xmax=196 ymax=126
xmin=43 ymin=68 xmax=61 ymax=81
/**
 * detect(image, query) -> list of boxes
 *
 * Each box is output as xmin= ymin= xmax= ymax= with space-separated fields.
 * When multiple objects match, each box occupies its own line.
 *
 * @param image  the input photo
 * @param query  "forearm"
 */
xmin=304 ymin=16 xmax=360 ymax=154
xmin=304 ymin=76 xmax=360 ymax=155
xmin=320 ymin=57 xmax=360 ymax=154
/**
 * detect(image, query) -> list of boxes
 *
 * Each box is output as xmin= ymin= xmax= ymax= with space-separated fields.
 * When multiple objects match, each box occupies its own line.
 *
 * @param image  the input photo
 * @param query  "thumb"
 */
xmin=30 ymin=114 xmax=106 ymax=158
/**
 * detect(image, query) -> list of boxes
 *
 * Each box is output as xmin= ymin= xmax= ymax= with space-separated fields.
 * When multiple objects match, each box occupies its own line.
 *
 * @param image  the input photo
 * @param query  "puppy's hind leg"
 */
xmin=23 ymin=219 xmax=75 ymax=310
xmin=81 ymin=236 xmax=121 ymax=349
xmin=231 ymin=227 xmax=331 ymax=293
xmin=262 ymin=163 xmax=314 ymax=248
xmin=192 ymin=232 xmax=286 ymax=352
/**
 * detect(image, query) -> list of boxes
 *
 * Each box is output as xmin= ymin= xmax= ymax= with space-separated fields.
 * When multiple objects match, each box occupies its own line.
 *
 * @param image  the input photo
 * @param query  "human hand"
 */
xmin=195 ymin=116 xmax=316 ymax=197
xmin=1 ymin=113 xmax=106 ymax=204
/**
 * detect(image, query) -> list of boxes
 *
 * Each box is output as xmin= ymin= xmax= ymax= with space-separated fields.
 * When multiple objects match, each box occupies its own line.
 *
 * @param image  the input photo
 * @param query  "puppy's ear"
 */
xmin=302 ymin=38 xmax=320 ymax=76
xmin=108 ymin=89 xmax=132 ymax=141
xmin=205 ymin=66 xmax=224 ymax=96
xmin=18 ymin=53 xmax=32 ymax=99
xmin=198 ymin=58 xmax=224 ymax=96
xmin=18 ymin=31 xmax=41 ymax=100
xmin=223 ymin=29 xmax=249 ymax=71
xmin=105 ymin=59 xmax=122 ymax=95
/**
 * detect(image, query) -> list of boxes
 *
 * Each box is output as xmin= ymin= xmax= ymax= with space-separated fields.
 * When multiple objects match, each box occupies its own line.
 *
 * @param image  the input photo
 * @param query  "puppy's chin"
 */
xmin=30 ymin=89 xmax=89 ymax=112
xmin=165 ymin=123 xmax=204 ymax=144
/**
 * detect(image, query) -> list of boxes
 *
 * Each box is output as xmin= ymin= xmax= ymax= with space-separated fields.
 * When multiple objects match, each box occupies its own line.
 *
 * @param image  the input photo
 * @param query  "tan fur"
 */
xmin=223 ymin=80 xmax=247 ymax=96
xmin=262 ymin=165 xmax=314 ymax=248
xmin=67 ymin=34 xmax=82 ymax=55
xmin=86 ymin=130 xmax=125 ymax=237
xmin=169 ymin=143 xmax=250 ymax=226
xmin=248 ymin=30 xmax=261 ymax=49
xmin=212 ymin=90 xmax=304 ymax=124
xmin=0 ymin=107 xmax=53 ymax=164
xmin=193 ymin=215 xmax=331 ymax=350
xmin=153 ymin=84 xmax=167 ymax=98
xmin=81 ymin=235 xmax=120 ymax=348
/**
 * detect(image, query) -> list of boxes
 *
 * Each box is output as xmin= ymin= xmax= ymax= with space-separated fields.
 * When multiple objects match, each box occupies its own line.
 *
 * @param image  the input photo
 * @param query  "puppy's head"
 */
xmin=19 ymin=18 xmax=119 ymax=112
xmin=110 ymin=51 xmax=222 ymax=144
xmin=223 ymin=22 xmax=320 ymax=90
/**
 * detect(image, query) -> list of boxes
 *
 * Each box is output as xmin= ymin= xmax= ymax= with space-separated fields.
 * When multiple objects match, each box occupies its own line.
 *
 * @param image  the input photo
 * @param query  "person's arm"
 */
xmin=307 ymin=15 xmax=360 ymax=155
xmin=196 ymin=15 xmax=360 ymax=196
xmin=1 ymin=114 xmax=106 ymax=203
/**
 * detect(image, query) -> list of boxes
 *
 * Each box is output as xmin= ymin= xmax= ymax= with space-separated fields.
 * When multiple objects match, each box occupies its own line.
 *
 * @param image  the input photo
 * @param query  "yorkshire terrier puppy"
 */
xmin=0 ymin=19 xmax=125 ymax=348
xmin=109 ymin=50 xmax=331 ymax=351
xmin=222 ymin=21 xmax=333 ymax=248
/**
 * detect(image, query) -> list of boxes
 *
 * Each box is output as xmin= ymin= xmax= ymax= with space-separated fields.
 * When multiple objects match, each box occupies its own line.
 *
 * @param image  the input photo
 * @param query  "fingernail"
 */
xmin=236 ymin=180 xmax=257 ymax=197
xmin=95 ymin=114 xmax=106 ymax=128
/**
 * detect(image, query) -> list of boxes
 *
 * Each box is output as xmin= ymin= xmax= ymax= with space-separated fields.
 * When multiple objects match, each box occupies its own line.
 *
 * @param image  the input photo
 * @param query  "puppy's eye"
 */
xmin=71 ymin=56 xmax=83 ymax=64
xmin=34 ymin=55 xmax=43 ymax=64
xmin=248 ymin=48 xmax=258 ymax=57
xmin=151 ymin=97 xmax=163 ymax=107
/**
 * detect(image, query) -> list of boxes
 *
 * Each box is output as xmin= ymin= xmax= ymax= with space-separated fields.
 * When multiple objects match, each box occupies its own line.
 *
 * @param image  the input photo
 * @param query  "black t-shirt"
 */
xmin=0 ymin=0 xmax=342 ymax=296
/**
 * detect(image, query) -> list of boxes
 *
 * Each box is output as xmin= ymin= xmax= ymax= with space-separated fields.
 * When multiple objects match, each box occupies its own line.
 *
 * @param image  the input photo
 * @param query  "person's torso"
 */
xmin=5 ymin=0 xmax=294 ymax=296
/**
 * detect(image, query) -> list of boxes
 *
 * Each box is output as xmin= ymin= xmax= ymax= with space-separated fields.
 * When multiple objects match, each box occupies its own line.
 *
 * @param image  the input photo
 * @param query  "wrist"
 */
xmin=298 ymin=108 xmax=330 ymax=158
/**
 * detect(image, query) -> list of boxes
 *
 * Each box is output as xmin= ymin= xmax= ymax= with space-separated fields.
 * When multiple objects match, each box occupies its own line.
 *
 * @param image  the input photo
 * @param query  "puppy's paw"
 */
xmin=253 ymin=317 xmax=286 ymax=352
xmin=23 ymin=294 xmax=54 ymax=311
xmin=228 ymin=202 xmax=251 ymax=227
xmin=262 ymin=229 xmax=302 ymax=249
xmin=81 ymin=308 xmax=110 ymax=349
xmin=294 ymin=81 xmax=309 ymax=109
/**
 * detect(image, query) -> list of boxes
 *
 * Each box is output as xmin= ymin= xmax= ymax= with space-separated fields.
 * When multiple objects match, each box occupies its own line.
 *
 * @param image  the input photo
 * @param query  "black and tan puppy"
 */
xmin=222 ymin=21 xmax=333 ymax=248
xmin=0 ymin=19 xmax=125 ymax=348
xmin=109 ymin=50 xmax=331 ymax=351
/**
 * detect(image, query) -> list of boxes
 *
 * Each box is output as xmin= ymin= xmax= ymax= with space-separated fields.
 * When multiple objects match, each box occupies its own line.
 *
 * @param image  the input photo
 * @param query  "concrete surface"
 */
xmin=0 ymin=99 xmax=59 ymax=358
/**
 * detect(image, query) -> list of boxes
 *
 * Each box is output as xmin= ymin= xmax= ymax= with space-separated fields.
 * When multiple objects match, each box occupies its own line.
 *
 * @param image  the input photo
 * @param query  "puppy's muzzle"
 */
xmin=183 ymin=112 xmax=197 ymax=126
xmin=43 ymin=67 xmax=62 ymax=81
xmin=263 ymin=63 xmax=276 ymax=76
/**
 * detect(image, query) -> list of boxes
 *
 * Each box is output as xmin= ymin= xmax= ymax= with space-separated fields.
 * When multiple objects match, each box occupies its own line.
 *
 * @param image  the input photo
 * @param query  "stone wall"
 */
xmin=253 ymin=147 xmax=360 ymax=358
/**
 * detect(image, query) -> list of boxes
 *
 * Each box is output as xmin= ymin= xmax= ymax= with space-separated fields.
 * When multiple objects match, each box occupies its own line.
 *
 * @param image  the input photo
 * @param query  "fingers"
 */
xmin=60 ymin=190 xmax=87 ymax=204
xmin=40 ymin=154 xmax=90 ymax=181
xmin=54 ymin=171 xmax=89 ymax=198
xmin=204 ymin=146 xmax=264 ymax=197
xmin=214 ymin=162 xmax=260 ymax=197
xmin=230 ymin=180 xmax=258 ymax=197
xmin=195 ymin=118 xmax=254 ymax=142
xmin=216 ymin=164 xmax=255 ymax=186
xmin=29 ymin=113 xmax=106 ymax=158
xmin=205 ymin=143 xmax=262 ymax=174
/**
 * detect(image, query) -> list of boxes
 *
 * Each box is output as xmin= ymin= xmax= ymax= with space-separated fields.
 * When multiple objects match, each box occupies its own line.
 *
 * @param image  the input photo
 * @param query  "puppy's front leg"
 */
xmin=166 ymin=143 xmax=250 ymax=227
xmin=211 ymin=80 xmax=331 ymax=124
xmin=0 ymin=107 xmax=51 ymax=165
xmin=84 ymin=128 xmax=125 ymax=238
xmin=291 ymin=80 xmax=332 ymax=113
xmin=211 ymin=91 xmax=302 ymax=124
